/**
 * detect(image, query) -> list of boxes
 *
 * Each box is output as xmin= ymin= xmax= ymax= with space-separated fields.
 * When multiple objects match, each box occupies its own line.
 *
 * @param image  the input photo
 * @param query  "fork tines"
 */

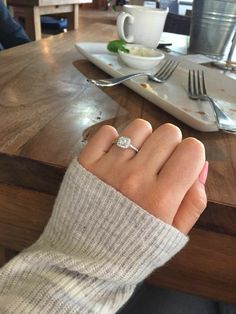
xmin=188 ymin=69 xmax=206 ymax=97
xmin=155 ymin=59 xmax=179 ymax=80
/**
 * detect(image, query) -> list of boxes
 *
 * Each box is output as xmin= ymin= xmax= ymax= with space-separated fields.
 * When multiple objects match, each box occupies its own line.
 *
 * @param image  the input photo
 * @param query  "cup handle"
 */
xmin=117 ymin=12 xmax=134 ymax=43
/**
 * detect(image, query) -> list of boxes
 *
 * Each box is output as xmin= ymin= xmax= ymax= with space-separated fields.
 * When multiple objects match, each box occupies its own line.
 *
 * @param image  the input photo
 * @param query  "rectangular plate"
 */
xmin=75 ymin=42 xmax=236 ymax=132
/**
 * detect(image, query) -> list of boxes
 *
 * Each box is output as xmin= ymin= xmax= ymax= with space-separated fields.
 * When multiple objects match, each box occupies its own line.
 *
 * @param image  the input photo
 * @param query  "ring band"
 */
xmin=113 ymin=136 xmax=139 ymax=153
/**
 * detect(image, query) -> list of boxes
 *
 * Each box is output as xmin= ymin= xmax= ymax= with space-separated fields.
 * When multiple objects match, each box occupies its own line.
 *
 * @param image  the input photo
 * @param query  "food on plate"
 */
xmin=107 ymin=40 xmax=129 ymax=53
xmin=128 ymin=46 xmax=158 ymax=57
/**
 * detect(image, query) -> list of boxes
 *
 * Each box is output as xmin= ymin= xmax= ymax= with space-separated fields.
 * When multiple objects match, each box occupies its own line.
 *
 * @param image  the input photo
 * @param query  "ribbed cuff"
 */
xmin=41 ymin=159 xmax=188 ymax=285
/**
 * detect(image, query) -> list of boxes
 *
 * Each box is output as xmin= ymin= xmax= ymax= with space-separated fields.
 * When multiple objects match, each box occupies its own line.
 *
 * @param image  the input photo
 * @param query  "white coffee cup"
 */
xmin=117 ymin=5 xmax=168 ymax=48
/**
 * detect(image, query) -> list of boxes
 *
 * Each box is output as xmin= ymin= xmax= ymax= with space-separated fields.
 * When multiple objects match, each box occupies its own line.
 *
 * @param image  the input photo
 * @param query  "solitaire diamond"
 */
xmin=116 ymin=136 xmax=131 ymax=149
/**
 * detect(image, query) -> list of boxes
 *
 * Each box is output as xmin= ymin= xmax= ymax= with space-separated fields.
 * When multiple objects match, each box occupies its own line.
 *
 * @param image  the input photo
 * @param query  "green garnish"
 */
xmin=107 ymin=40 xmax=129 ymax=53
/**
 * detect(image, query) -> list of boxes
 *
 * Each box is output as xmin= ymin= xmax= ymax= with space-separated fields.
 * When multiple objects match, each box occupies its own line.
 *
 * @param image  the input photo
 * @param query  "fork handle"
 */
xmin=87 ymin=73 xmax=148 ymax=87
xmin=207 ymin=96 xmax=236 ymax=134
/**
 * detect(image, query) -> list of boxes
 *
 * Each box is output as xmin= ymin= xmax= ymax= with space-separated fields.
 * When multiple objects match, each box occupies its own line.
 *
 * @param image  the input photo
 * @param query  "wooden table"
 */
xmin=0 ymin=21 xmax=236 ymax=304
xmin=7 ymin=0 xmax=92 ymax=40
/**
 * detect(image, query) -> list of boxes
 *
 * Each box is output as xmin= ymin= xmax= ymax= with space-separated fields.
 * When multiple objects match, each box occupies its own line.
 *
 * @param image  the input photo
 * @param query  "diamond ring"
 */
xmin=113 ymin=136 xmax=139 ymax=153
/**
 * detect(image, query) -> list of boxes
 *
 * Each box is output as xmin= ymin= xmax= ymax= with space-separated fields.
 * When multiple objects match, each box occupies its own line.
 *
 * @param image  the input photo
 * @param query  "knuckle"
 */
xmin=183 ymin=137 xmax=205 ymax=155
xmin=189 ymin=187 xmax=208 ymax=217
xmin=196 ymin=193 xmax=208 ymax=212
xmin=182 ymin=137 xmax=206 ymax=164
xmin=159 ymin=123 xmax=182 ymax=141
xmin=132 ymin=119 xmax=153 ymax=132
xmin=99 ymin=124 xmax=118 ymax=137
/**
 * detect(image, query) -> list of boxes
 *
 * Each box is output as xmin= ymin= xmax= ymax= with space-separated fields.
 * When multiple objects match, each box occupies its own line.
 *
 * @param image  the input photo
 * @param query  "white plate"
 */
xmin=75 ymin=42 xmax=236 ymax=132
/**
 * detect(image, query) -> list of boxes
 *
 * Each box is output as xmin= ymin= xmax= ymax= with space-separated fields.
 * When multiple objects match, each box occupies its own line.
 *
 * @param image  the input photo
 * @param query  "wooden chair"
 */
xmin=7 ymin=0 xmax=91 ymax=41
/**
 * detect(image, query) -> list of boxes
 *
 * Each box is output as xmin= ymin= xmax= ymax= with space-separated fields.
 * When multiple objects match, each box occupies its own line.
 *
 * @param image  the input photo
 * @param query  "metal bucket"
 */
xmin=188 ymin=0 xmax=236 ymax=59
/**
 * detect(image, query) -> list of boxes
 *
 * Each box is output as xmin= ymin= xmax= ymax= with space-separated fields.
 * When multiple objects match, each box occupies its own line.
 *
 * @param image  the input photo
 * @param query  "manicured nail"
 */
xmin=198 ymin=161 xmax=209 ymax=185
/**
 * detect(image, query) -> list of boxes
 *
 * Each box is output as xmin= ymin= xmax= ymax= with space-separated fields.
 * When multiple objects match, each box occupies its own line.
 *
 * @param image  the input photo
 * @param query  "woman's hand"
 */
xmin=79 ymin=119 xmax=208 ymax=235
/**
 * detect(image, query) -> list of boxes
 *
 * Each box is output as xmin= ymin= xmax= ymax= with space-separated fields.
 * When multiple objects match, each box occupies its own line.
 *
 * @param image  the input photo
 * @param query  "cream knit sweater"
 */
xmin=0 ymin=159 xmax=188 ymax=314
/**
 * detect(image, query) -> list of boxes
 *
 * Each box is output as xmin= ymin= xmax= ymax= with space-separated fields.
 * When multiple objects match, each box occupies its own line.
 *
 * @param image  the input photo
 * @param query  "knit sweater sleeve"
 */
xmin=0 ymin=159 xmax=188 ymax=314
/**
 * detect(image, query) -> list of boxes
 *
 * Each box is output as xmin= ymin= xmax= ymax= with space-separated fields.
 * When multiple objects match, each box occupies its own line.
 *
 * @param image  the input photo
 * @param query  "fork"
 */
xmin=188 ymin=70 xmax=236 ymax=134
xmin=87 ymin=59 xmax=179 ymax=87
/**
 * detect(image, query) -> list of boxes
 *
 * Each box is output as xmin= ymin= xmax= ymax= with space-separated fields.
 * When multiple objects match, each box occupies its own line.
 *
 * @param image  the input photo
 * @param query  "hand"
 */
xmin=79 ymin=119 xmax=208 ymax=235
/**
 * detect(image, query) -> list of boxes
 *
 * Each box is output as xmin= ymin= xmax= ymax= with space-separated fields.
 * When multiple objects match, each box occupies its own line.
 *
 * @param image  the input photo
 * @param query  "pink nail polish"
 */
xmin=198 ymin=161 xmax=209 ymax=185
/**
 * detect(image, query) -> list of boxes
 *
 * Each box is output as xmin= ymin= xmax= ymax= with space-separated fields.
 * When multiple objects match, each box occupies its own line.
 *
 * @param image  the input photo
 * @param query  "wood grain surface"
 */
xmin=0 ymin=15 xmax=236 ymax=303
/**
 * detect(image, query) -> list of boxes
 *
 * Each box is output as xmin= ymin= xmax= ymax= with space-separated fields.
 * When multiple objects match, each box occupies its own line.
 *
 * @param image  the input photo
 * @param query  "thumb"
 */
xmin=172 ymin=161 xmax=208 ymax=235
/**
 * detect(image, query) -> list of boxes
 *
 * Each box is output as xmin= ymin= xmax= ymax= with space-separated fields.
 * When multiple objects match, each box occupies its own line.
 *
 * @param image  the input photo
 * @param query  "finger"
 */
xmin=172 ymin=162 xmax=208 ymax=234
xmin=108 ymin=118 xmax=152 ymax=161
xmin=78 ymin=125 xmax=118 ymax=167
xmin=153 ymin=138 xmax=205 ymax=223
xmin=134 ymin=123 xmax=182 ymax=173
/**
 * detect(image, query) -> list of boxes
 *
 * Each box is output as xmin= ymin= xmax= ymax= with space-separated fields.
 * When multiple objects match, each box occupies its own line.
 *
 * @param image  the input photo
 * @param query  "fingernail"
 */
xmin=198 ymin=161 xmax=209 ymax=185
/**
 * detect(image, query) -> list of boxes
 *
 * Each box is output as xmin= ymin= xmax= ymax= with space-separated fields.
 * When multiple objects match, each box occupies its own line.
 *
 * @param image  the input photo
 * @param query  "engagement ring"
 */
xmin=113 ymin=136 xmax=139 ymax=153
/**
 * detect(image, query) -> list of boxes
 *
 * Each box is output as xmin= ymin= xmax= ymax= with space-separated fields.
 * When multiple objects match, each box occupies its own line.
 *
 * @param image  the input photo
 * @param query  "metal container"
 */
xmin=189 ymin=0 xmax=236 ymax=59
